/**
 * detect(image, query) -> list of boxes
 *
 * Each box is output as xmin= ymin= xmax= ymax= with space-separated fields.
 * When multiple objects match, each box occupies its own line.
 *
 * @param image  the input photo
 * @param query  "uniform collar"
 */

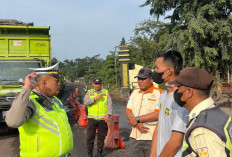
xmin=94 ymin=89 xmax=102 ymax=93
xmin=33 ymin=89 xmax=54 ymax=104
xmin=139 ymin=85 xmax=155 ymax=93
xmin=188 ymin=97 xmax=214 ymax=121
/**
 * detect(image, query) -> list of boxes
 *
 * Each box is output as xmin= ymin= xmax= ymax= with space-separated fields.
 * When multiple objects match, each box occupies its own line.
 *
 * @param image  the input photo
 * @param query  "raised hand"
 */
xmin=24 ymin=72 xmax=37 ymax=89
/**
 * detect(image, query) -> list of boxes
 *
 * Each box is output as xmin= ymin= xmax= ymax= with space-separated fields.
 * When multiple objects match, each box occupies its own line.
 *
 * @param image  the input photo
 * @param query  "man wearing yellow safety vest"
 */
xmin=6 ymin=63 xmax=73 ymax=157
xmin=84 ymin=78 xmax=112 ymax=157
xmin=172 ymin=67 xmax=232 ymax=157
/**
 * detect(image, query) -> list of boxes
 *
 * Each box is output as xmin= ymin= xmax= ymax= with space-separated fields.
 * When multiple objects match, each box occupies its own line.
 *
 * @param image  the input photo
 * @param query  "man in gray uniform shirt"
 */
xmin=5 ymin=63 xmax=73 ymax=157
xmin=84 ymin=78 xmax=112 ymax=157
xmin=150 ymin=50 xmax=189 ymax=157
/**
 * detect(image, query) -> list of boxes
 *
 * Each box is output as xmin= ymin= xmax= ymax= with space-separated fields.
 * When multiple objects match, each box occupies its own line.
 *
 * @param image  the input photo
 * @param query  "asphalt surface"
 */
xmin=0 ymin=83 xmax=130 ymax=157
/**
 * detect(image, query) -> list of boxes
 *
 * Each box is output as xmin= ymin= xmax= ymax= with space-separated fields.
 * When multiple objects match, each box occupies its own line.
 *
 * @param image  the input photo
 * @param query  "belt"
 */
xmin=60 ymin=153 xmax=71 ymax=157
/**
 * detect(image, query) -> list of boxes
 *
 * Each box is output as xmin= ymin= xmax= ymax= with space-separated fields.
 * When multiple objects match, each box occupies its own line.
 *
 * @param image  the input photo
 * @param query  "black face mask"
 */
xmin=173 ymin=89 xmax=186 ymax=107
xmin=151 ymin=71 xmax=164 ymax=84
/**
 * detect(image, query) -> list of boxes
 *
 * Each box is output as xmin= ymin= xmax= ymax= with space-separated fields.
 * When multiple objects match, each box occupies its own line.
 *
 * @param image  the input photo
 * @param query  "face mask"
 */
xmin=151 ymin=71 xmax=164 ymax=84
xmin=173 ymin=89 xmax=186 ymax=107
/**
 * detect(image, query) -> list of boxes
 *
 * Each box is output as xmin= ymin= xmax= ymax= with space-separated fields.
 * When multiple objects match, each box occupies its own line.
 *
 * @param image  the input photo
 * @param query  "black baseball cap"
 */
xmin=92 ymin=78 xmax=102 ymax=84
xmin=134 ymin=68 xmax=152 ymax=79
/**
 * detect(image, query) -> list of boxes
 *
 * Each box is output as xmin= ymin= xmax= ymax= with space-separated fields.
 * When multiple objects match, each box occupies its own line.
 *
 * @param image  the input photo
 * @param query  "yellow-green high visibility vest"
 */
xmin=87 ymin=89 xmax=108 ymax=120
xmin=182 ymin=107 xmax=232 ymax=157
xmin=18 ymin=92 xmax=73 ymax=157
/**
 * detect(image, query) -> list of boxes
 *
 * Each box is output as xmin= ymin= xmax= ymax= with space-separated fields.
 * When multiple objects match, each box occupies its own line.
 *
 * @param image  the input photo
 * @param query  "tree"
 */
xmin=141 ymin=0 xmax=232 ymax=80
xmin=51 ymin=57 xmax=58 ymax=65
xmin=60 ymin=59 xmax=76 ymax=81
xmin=128 ymin=19 xmax=171 ymax=68
xmin=84 ymin=55 xmax=104 ymax=84
xmin=100 ymin=51 xmax=120 ymax=87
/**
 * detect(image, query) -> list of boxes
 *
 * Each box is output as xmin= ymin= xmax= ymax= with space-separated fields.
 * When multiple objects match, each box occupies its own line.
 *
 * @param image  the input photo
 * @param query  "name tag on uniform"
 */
xmin=148 ymin=94 xmax=156 ymax=101
xmin=90 ymin=92 xmax=95 ymax=96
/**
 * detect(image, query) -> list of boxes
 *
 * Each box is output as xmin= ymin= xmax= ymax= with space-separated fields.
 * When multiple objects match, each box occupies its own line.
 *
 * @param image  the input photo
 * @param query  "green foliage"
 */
xmin=58 ymin=53 xmax=120 ymax=87
xmin=100 ymin=51 xmax=120 ymax=86
xmin=51 ymin=57 xmax=58 ymax=65
xmin=128 ymin=19 xmax=171 ymax=68
xmin=55 ymin=0 xmax=232 ymax=89
xmin=84 ymin=55 xmax=104 ymax=83
xmin=60 ymin=55 xmax=104 ymax=82
xmin=141 ymin=0 xmax=232 ymax=79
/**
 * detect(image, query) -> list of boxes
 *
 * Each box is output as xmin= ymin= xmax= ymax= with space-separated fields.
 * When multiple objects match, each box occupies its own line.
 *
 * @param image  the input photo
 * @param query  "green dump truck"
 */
xmin=0 ymin=20 xmax=51 ymax=122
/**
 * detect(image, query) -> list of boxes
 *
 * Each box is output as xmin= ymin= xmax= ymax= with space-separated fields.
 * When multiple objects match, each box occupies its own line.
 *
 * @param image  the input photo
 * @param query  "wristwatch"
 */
xmin=135 ymin=116 xmax=140 ymax=123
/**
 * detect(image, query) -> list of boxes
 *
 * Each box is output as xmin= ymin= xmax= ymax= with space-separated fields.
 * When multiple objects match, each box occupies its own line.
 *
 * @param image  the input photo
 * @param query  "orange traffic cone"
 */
xmin=74 ymin=100 xmax=81 ymax=120
xmin=79 ymin=105 xmax=88 ymax=127
xmin=73 ymin=88 xmax=79 ymax=99
xmin=73 ymin=105 xmax=77 ymax=115
xmin=104 ymin=114 xmax=125 ymax=149
xmin=68 ymin=93 xmax=74 ymax=108
xmin=117 ymin=137 xmax=126 ymax=148
xmin=75 ymin=88 xmax=79 ymax=96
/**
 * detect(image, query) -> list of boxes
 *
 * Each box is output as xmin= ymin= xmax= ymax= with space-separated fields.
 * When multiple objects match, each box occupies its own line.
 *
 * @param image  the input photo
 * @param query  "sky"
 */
xmin=0 ymin=0 xmax=168 ymax=61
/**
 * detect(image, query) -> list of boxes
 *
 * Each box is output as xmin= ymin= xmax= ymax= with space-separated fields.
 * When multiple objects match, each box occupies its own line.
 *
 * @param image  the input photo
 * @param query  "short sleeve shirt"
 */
xmin=157 ymin=90 xmax=189 ymax=157
xmin=126 ymin=85 xmax=162 ymax=140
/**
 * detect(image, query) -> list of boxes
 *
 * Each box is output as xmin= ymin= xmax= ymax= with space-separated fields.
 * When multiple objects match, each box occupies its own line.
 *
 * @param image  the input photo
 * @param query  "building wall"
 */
xmin=129 ymin=64 xmax=158 ymax=89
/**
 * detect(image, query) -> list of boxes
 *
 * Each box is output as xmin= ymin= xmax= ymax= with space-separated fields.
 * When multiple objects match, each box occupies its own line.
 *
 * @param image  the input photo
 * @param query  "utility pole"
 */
xmin=114 ymin=46 xmax=119 ymax=87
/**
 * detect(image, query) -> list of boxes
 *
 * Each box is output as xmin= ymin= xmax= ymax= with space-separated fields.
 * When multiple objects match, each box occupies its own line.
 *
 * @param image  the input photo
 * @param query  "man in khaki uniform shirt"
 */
xmin=126 ymin=68 xmax=162 ymax=157
xmin=172 ymin=67 xmax=232 ymax=157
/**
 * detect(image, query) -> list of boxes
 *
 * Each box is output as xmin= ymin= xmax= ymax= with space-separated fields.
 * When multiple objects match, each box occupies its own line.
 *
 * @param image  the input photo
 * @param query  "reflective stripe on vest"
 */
xmin=18 ymin=92 xmax=73 ymax=157
xmin=182 ymin=106 xmax=232 ymax=157
xmin=87 ymin=89 xmax=108 ymax=120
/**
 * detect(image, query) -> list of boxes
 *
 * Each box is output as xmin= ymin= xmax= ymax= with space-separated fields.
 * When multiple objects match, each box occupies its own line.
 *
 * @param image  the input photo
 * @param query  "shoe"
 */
xmin=95 ymin=149 xmax=103 ymax=157
xmin=88 ymin=150 xmax=93 ymax=157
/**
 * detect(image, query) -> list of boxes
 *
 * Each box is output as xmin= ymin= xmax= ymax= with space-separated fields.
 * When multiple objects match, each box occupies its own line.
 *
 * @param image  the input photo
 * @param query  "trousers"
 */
xmin=86 ymin=118 xmax=108 ymax=150
xmin=126 ymin=138 xmax=152 ymax=157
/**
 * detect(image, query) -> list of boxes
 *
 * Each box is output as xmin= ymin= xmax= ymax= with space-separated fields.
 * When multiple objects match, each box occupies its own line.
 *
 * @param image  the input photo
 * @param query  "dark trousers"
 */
xmin=126 ymin=138 xmax=152 ymax=157
xmin=86 ymin=118 xmax=108 ymax=151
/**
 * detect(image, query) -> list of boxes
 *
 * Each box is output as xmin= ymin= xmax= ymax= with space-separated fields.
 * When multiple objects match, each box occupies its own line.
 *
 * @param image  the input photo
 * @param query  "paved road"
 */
xmin=0 ymin=125 xmax=19 ymax=157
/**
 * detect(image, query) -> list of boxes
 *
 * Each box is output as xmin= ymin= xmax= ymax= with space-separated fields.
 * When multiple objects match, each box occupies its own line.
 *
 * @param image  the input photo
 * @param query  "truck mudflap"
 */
xmin=0 ymin=111 xmax=7 ymax=122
